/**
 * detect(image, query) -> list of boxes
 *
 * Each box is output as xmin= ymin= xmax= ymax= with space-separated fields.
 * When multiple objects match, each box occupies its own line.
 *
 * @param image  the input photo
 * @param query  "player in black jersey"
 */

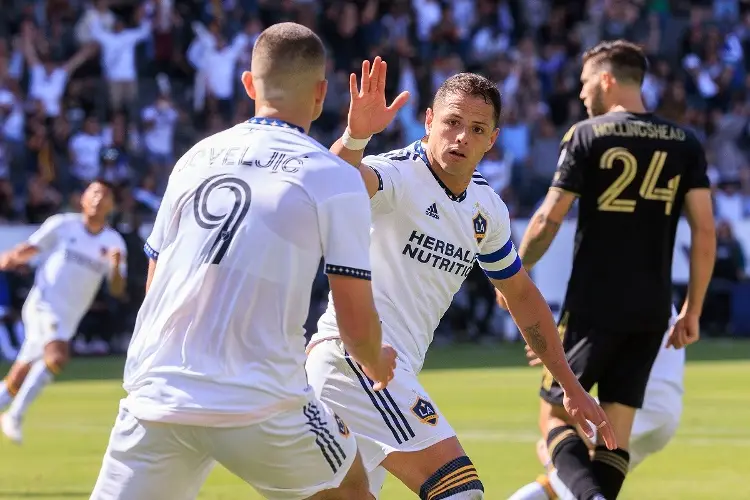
xmin=504 ymin=40 xmax=716 ymax=500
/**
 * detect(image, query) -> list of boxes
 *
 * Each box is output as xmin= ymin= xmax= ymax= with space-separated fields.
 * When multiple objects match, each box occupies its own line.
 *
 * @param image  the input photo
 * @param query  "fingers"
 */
xmin=349 ymin=72 xmax=358 ymax=98
xmin=360 ymin=59 xmax=370 ymax=95
xmin=387 ymin=90 xmax=411 ymax=112
xmin=595 ymin=409 xmax=617 ymax=450
xmin=529 ymin=357 xmax=543 ymax=367
xmin=376 ymin=59 xmax=387 ymax=91
xmin=367 ymin=56 xmax=381 ymax=93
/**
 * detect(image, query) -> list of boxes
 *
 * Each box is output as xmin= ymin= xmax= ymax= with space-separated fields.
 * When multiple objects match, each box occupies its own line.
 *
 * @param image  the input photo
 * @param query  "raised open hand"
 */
xmin=347 ymin=57 xmax=410 ymax=140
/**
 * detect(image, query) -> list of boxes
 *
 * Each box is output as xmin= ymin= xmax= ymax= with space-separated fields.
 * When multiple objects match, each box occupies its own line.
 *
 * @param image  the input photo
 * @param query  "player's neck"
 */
xmin=426 ymin=148 xmax=473 ymax=196
xmin=82 ymin=215 xmax=105 ymax=235
xmin=608 ymin=102 xmax=647 ymax=115
xmin=254 ymin=103 xmax=311 ymax=134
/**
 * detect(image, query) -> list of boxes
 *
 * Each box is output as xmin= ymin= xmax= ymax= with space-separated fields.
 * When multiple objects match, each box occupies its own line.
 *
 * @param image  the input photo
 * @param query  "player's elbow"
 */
xmin=328 ymin=274 xmax=381 ymax=345
xmin=492 ymin=269 xmax=536 ymax=306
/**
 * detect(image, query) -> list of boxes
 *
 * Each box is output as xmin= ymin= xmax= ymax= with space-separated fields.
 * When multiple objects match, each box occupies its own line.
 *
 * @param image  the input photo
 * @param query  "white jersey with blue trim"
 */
xmin=26 ymin=212 xmax=127 ymax=329
xmin=313 ymin=140 xmax=521 ymax=373
xmin=124 ymin=117 xmax=373 ymax=427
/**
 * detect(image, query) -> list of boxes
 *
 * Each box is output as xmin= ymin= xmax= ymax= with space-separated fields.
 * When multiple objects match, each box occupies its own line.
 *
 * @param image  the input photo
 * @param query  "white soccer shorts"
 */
xmin=17 ymin=294 xmax=75 ymax=363
xmin=305 ymin=339 xmax=457 ymax=498
xmin=586 ymin=381 xmax=682 ymax=469
xmin=90 ymin=399 xmax=357 ymax=500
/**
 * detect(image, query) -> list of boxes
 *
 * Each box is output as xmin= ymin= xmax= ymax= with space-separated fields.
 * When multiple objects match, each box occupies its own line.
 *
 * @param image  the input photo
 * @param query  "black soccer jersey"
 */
xmin=551 ymin=111 xmax=710 ymax=333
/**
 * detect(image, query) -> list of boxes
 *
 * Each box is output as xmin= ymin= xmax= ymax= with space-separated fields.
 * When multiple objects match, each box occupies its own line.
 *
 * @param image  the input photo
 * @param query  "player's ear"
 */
xmin=486 ymin=128 xmax=500 ymax=152
xmin=316 ymin=78 xmax=328 ymax=106
xmin=600 ymin=71 xmax=615 ymax=92
xmin=425 ymin=108 xmax=434 ymax=135
xmin=242 ymin=71 xmax=256 ymax=100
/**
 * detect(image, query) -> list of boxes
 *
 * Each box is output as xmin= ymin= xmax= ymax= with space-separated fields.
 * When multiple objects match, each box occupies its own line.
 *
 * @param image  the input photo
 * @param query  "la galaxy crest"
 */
xmin=472 ymin=203 xmax=488 ymax=245
xmin=411 ymin=396 xmax=438 ymax=426
xmin=334 ymin=413 xmax=350 ymax=437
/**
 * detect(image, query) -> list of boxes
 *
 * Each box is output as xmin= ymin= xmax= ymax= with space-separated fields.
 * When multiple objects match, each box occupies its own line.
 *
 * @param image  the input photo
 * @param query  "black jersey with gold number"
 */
xmin=551 ymin=111 xmax=710 ymax=333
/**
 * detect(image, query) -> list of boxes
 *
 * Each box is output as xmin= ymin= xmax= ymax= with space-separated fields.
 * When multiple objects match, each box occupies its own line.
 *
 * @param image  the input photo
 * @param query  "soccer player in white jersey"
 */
xmin=90 ymin=23 xmax=396 ymax=500
xmin=0 ymin=179 xmax=126 ymax=444
xmin=509 ymin=310 xmax=685 ymax=500
xmin=305 ymin=59 xmax=616 ymax=500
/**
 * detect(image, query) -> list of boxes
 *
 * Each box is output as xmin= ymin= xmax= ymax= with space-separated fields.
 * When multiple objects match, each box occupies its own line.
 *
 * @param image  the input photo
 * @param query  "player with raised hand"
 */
xmin=305 ymin=57 xmax=615 ymax=500
xmin=0 ymin=179 xmax=126 ymax=445
xmin=504 ymin=40 xmax=715 ymax=500
xmin=91 ymin=23 xmax=394 ymax=500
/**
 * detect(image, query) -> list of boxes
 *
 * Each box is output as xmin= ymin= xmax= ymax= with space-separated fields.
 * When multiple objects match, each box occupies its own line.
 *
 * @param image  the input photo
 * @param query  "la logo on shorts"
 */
xmin=334 ymin=413 xmax=350 ymax=437
xmin=411 ymin=396 xmax=438 ymax=426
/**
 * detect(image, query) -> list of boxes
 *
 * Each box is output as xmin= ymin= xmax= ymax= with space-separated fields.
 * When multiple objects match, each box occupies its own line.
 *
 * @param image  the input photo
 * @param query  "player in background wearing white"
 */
xmin=305 ymin=59 xmax=616 ymax=500
xmin=90 ymin=23 xmax=395 ymax=500
xmin=508 ymin=309 xmax=685 ymax=500
xmin=0 ymin=179 xmax=126 ymax=444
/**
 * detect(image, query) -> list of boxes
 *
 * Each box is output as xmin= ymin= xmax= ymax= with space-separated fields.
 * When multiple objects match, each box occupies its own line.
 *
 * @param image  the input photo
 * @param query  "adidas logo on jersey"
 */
xmin=425 ymin=203 xmax=439 ymax=220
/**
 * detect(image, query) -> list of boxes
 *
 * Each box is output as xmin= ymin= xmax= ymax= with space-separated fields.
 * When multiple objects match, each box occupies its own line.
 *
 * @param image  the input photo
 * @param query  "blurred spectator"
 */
xmin=0 ymin=0 xmax=749 ymax=350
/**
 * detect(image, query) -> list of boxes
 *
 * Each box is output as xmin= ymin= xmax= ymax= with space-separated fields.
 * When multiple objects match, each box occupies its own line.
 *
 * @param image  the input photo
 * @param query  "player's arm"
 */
xmin=517 ymin=189 xmax=575 ymax=270
xmin=329 ymin=138 xmax=381 ymax=198
xmin=319 ymin=186 xmax=382 ymax=370
xmin=478 ymin=214 xmax=579 ymax=388
xmin=0 ymin=214 xmax=65 ymax=270
xmin=517 ymin=125 xmax=582 ymax=270
xmin=107 ymin=242 xmax=127 ymax=299
xmin=680 ymin=141 xmax=717 ymax=318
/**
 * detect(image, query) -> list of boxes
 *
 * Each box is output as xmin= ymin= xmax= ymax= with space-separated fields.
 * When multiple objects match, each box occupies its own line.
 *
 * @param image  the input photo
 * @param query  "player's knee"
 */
xmin=419 ymin=456 xmax=484 ymax=500
xmin=43 ymin=341 xmax=69 ymax=374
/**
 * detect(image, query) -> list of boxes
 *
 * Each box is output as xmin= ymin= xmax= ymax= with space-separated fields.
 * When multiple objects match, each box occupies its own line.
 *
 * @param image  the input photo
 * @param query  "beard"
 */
xmin=588 ymin=87 xmax=607 ymax=117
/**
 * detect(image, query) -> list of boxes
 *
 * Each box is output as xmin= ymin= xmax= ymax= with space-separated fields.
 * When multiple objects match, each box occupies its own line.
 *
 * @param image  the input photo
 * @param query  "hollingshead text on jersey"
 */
xmin=402 ymin=230 xmax=476 ymax=277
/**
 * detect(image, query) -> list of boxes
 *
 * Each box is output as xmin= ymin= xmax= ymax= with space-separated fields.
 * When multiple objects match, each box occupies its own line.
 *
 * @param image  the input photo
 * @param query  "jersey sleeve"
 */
xmin=550 ymin=124 xmax=586 ymax=196
xmin=27 ymin=214 xmax=67 ymax=253
xmin=361 ymin=154 xmax=403 ymax=213
xmin=144 ymin=192 xmax=172 ymax=260
xmin=319 ymin=190 xmax=373 ymax=281
xmin=684 ymin=133 xmax=711 ymax=191
xmin=476 ymin=200 xmax=522 ymax=280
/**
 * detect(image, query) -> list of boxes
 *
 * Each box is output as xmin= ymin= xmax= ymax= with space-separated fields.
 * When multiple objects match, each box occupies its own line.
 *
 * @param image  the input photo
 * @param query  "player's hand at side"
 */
xmin=666 ymin=312 xmax=700 ymax=349
xmin=347 ymin=57 xmax=410 ymax=140
xmin=562 ymin=384 xmax=617 ymax=450
xmin=524 ymin=344 xmax=543 ymax=367
xmin=108 ymin=248 xmax=122 ymax=267
xmin=361 ymin=344 xmax=397 ymax=391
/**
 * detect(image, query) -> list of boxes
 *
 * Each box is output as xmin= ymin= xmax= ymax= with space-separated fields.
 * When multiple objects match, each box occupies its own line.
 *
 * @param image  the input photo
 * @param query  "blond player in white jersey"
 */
xmin=0 ymin=179 xmax=127 ymax=444
xmin=90 ymin=23 xmax=395 ymax=500
xmin=305 ymin=59 xmax=616 ymax=500
xmin=509 ymin=309 xmax=685 ymax=500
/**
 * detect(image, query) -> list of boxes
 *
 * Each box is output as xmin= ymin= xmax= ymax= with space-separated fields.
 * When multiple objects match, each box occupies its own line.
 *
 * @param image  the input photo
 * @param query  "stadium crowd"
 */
xmin=0 ymin=0 xmax=749 ymax=357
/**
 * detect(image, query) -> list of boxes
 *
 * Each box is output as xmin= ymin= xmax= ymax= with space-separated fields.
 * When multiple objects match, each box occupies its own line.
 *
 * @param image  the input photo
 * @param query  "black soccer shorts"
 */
xmin=539 ymin=310 xmax=665 ymax=409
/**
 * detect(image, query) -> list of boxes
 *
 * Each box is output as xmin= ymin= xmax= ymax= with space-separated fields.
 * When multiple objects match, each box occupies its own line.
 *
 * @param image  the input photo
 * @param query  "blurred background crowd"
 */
xmin=0 ymin=0 xmax=749 ymax=358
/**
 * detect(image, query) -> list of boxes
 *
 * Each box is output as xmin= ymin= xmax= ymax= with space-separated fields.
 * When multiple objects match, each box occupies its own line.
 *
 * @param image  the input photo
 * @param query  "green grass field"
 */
xmin=0 ymin=340 xmax=748 ymax=499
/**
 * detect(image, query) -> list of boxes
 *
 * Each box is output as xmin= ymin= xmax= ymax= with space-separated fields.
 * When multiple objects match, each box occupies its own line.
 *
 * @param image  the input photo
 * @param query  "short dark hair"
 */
xmin=582 ymin=40 xmax=648 ymax=85
xmin=433 ymin=73 xmax=502 ymax=127
xmin=252 ymin=22 xmax=326 ymax=85
xmin=89 ymin=178 xmax=116 ymax=193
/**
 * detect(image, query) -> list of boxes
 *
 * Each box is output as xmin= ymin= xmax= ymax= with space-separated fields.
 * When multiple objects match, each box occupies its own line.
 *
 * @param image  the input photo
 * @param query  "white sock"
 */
xmin=7 ymin=360 xmax=54 ymax=421
xmin=548 ymin=470 xmax=577 ymax=500
xmin=440 ymin=490 xmax=483 ymax=499
xmin=508 ymin=481 xmax=550 ymax=500
xmin=0 ymin=381 xmax=14 ymax=411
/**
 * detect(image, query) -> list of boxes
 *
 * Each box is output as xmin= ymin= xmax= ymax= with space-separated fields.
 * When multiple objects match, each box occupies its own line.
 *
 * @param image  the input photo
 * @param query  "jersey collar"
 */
xmin=246 ymin=117 xmax=305 ymax=134
xmin=414 ymin=140 xmax=467 ymax=203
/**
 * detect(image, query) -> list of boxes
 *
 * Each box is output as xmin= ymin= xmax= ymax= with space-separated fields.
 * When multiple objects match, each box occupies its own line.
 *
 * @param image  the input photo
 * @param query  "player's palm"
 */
xmin=361 ymin=344 xmax=397 ymax=392
xmin=347 ymin=57 xmax=410 ymax=139
xmin=562 ymin=386 xmax=617 ymax=450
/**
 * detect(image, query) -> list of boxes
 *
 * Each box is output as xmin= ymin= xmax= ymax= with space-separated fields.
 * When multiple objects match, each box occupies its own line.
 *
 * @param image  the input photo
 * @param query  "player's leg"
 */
xmin=90 ymin=406 xmax=214 ymax=499
xmin=206 ymin=399 xmax=368 ymax=500
xmin=538 ymin=314 xmax=616 ymax=500
xmin=0 ymin=302 xmax=38 ymax=411
xmin=306 ymin=339 xmax=482 ymax=500
xmin=2 ymin=338 xmax=70 ymax=443
xmin=593 ymin=330 xmax=663 ymax=499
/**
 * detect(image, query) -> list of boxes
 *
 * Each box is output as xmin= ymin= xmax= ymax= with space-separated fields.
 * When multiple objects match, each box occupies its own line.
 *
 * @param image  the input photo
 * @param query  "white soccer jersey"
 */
xmin=123 ymin=117 xmax=372 ymax=427
xmin=313 ymin=140 xmax=522 ymax=373
xmin=26 ymin=213 xmax=127 ymax=329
